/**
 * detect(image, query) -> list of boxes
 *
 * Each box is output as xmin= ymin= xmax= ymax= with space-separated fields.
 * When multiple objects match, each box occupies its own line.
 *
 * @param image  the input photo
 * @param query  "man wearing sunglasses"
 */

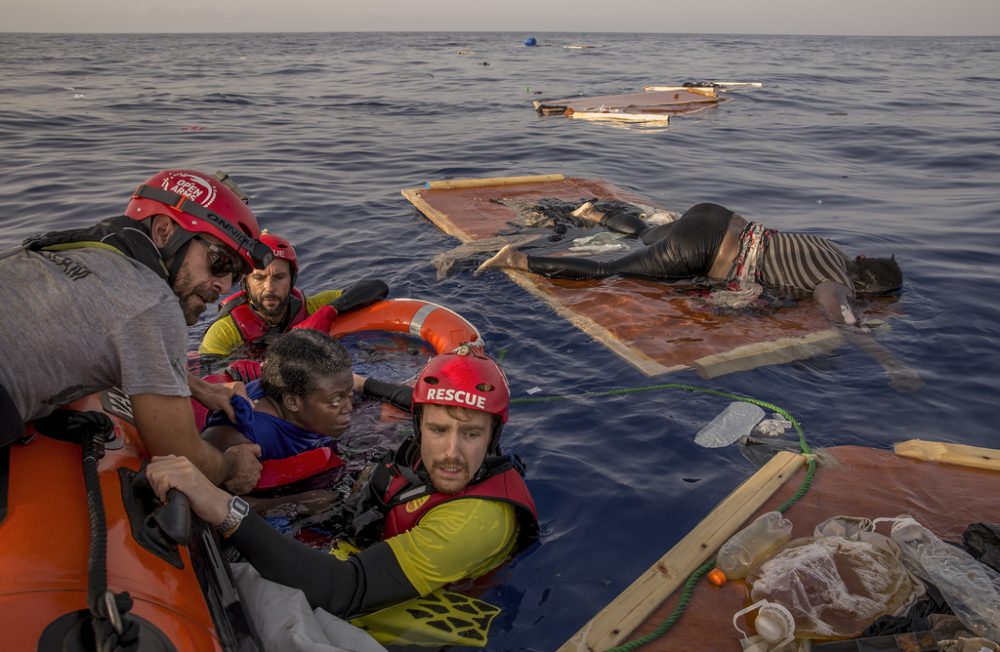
xmin=0 ymin=169 xmax=273 ymax=493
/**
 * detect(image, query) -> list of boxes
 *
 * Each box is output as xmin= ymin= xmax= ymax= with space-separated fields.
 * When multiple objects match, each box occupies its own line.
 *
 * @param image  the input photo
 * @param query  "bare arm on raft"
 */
xmin=813 ymin=281 xmax=923 ymax=392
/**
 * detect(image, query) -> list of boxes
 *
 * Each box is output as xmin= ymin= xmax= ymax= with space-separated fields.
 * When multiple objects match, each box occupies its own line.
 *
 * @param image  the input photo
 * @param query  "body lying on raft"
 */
xmin=477 ymin=201 xmax=921 ymax=391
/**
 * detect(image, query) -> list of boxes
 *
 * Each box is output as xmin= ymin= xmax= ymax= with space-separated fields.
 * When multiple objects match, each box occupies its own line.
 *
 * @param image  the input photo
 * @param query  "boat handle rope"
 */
xmin=78 ymin=411 xmax=141 ymax=651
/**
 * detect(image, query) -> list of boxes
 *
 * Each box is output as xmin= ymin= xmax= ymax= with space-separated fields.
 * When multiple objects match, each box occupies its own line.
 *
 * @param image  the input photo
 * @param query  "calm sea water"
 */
xmin=2 ymin=31 xmax=999 ymax=651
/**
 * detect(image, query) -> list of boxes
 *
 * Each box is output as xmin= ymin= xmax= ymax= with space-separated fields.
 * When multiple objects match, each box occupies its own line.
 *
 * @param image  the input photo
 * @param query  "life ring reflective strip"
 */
xmin=328 ymin=298 xmax=481 ymax=354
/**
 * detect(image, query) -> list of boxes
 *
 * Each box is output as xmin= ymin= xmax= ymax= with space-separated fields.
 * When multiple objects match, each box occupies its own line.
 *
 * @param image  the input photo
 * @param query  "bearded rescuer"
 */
xmin=0 ymin=169 xmax=273 ymax=492
xmin=198 ymin=230 xmax=388 ymax=361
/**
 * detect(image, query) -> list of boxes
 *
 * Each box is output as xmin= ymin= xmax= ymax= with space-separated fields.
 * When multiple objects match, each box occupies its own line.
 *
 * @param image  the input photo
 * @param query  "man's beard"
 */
xmin=251 ymin=293 xmax=290 ymax=324
xmin=173 ymin=274 xmax=220 ymax=325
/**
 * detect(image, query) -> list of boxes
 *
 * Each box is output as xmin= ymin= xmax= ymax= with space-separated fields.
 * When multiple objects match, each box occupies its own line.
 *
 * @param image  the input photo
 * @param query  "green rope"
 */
xmin=604 ymin=560 xmax=717 ymax=652
xmin=511 ymin=382 xmax=818 ymax=652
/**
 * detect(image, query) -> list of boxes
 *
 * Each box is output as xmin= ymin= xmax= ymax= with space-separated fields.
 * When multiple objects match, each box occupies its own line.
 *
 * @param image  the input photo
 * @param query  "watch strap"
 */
xmin=217 ymin=495 xmax=250 ymax=538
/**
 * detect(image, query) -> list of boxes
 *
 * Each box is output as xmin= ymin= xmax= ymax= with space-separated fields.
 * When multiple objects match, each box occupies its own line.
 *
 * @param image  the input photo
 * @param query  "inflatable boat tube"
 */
xmin=0 ymin=390 xmax=258 ymax=651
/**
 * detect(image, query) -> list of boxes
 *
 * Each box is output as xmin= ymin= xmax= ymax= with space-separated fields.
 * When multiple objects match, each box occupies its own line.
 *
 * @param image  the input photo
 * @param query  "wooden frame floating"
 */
xmin=893 ymin=439 xmax=1000 ymax=472
xmin=557 ymin=451 xmax=806 ymax=652
xmin=402 ymin=174 xmax=898 ymax=378
xmin=533 ymin=88 xmax=719 ymax=121
xmin=559 ymin=440 xmax=1000 ymax=651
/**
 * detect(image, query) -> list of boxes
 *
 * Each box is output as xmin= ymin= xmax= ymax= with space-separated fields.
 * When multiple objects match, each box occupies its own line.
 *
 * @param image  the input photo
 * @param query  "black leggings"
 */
xmin=525 ymin=202 xmax=735 ymax=281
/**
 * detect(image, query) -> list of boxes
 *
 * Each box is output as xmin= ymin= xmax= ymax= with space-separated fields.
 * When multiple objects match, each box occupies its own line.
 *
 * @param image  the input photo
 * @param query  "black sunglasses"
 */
xmin=194 ymin=235 xmax=247 ymax=284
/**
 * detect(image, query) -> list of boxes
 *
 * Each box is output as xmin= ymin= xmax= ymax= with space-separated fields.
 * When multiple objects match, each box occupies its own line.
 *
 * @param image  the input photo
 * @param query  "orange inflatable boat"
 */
xmin=0 ymin=389 xmax=259 ymax=651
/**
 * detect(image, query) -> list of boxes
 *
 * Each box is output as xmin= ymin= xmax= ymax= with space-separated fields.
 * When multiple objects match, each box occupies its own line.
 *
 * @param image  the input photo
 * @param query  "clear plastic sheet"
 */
xmin=884 ymin=517 xmax=1000 ymax=642
xmin=747 ymin=534 xmax=926 ymax=639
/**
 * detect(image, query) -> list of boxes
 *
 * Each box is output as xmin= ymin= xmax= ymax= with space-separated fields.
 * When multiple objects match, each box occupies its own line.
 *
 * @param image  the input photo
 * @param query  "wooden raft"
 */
xmin=533 ymin=88 xmax=719 ymax=122
xmin=560 ymin=440 xmax=1000 ymax=652
xmin=402 ymin=174 xmax=880 ymax=378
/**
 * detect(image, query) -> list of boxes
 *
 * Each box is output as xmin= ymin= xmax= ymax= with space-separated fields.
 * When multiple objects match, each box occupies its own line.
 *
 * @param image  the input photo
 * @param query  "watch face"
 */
xmin=233 ymin=496 xmax=250 ymax=518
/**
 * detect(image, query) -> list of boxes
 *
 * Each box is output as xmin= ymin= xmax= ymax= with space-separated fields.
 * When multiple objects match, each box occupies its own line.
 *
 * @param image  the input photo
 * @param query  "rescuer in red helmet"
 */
xmin=198 ymin=229 xmax=388 ymax=360
xmin=0 ymin=169 xmax=272 ymax=493
xmin=146 ymin=345 xmax=539 ymax=646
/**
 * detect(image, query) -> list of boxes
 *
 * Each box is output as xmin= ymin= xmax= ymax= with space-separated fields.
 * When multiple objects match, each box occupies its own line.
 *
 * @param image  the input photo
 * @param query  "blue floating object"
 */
xmin=524 ymin=37 xmax=537 ymax=47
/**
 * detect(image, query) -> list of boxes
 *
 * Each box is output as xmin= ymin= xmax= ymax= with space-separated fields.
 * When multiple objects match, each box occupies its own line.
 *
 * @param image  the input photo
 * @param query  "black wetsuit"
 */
xmin=525 ymin=202 xmax=854 ymax=298
xmin=526 ymin=202 xmax=732 ymax=281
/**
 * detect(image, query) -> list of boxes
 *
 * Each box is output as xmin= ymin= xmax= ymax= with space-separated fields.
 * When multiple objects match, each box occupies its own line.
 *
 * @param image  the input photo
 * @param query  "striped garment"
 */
xmin=760 ymin=231 xmax=853 ymax=299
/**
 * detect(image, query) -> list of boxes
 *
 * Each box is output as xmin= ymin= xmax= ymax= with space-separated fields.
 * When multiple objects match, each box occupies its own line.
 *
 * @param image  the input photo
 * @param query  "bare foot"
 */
xmin=571 ymin=201 xmax=605 ymax=224
xmin=475 ymin=244 xmax=528 ymax=276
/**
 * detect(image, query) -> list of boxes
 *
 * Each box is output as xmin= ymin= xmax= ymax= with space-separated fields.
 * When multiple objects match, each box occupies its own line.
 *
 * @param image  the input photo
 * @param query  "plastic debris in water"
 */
xmin=569 ymin=231 xmax=628 ymax=254
xmin=754 ymin=414 xmax=792 ymax=438
xmin=695 ymin=401 xmax=766 ymax=448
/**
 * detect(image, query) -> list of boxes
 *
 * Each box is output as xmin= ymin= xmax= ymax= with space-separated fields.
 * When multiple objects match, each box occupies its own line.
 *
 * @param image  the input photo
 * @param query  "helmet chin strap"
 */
xmin=488 ymin=421 xmax=504 ymax=456
xmin=158 ymin=232 xmax=195 ymax=287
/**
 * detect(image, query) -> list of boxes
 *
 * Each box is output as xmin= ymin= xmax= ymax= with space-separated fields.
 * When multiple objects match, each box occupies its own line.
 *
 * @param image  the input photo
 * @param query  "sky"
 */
xmin=2 ymin=0 xmax=999 ymax=36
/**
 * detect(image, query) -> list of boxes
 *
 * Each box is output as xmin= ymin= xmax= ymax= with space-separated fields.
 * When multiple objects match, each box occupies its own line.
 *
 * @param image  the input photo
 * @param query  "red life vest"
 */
xmin=380 ymin=463 xmax=539 ymax=550
xmin=254 ymin=446 xmax=344 ymax=491
xmin=216 ymin=288 xmax=309 ymax=347
xmin=190 ymin=360 xmax=264 ymax=431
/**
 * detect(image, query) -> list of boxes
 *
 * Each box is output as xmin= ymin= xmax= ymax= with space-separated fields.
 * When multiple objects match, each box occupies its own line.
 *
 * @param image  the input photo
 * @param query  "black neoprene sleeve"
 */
xmin=361 ymin=377 xmax=413 ymax=412
xmin=228 ymin=510 xmax=418 ymax=617
xmin=329 ymin=279 xmax=389 ymax=313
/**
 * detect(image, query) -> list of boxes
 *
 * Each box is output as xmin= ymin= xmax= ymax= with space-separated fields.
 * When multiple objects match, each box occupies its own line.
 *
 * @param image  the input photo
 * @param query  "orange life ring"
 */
xmin=0 ymin=390 xmax=253 ymax=650
xmin=328 ymin=298 xmax=481 ymax=353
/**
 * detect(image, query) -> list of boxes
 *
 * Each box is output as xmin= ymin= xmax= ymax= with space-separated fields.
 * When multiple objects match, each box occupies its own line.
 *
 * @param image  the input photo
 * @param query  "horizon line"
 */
xmin=2 ymin=29 xmax=998 ymax=38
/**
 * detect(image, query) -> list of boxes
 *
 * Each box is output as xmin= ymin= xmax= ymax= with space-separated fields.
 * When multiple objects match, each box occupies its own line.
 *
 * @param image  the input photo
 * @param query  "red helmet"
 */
xmin=124 ymin=169 xmax=272 ymax=271
xmin=412 ymin=345 xmax=509 ymax=424
xmin=259 ymin=230 xmax=299 ymax=279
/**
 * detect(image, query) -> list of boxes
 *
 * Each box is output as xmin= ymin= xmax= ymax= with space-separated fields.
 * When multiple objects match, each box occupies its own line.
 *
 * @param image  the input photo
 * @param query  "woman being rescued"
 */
xmin=202 ymin=328 xmax=356 ymax=513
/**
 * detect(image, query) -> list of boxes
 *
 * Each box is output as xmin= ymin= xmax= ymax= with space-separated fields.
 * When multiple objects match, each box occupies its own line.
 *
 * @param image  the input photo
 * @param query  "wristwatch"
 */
xmin=216 ymin=495 xmax=250 ymax=538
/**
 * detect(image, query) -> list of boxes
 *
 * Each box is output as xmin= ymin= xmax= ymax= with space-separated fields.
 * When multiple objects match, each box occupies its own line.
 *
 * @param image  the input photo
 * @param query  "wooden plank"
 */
xmin=893 ymin=439 xmax=1000 ymax=472
xmin=693 ymin=330 xmax=844 ymax=379
xmin=536 ymin=89 xmax=718 ymax=115
xmin=644 ymin=82 xmax=763 ymax=91
xmin=424 ymin=174 xmax=565 ymax=191
xmin=400 ymin=187 xmax=472 ymax=241
xmin=638 ymin=86 xmax=718 ymax=98
xmin=568 ymin=110 xmax=671 ymax=124
xmin=558 ymin=451 xmax=806 ymax=652
xmin=503 ymin=270 xmax=677 ymax=377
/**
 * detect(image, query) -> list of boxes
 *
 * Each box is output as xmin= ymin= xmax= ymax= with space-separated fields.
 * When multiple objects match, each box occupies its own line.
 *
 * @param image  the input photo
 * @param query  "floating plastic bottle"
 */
xmin=717 ymin=511 xmax=793 ymax=580
xmin=882 ymin=516 xmax=1000 ymax=641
